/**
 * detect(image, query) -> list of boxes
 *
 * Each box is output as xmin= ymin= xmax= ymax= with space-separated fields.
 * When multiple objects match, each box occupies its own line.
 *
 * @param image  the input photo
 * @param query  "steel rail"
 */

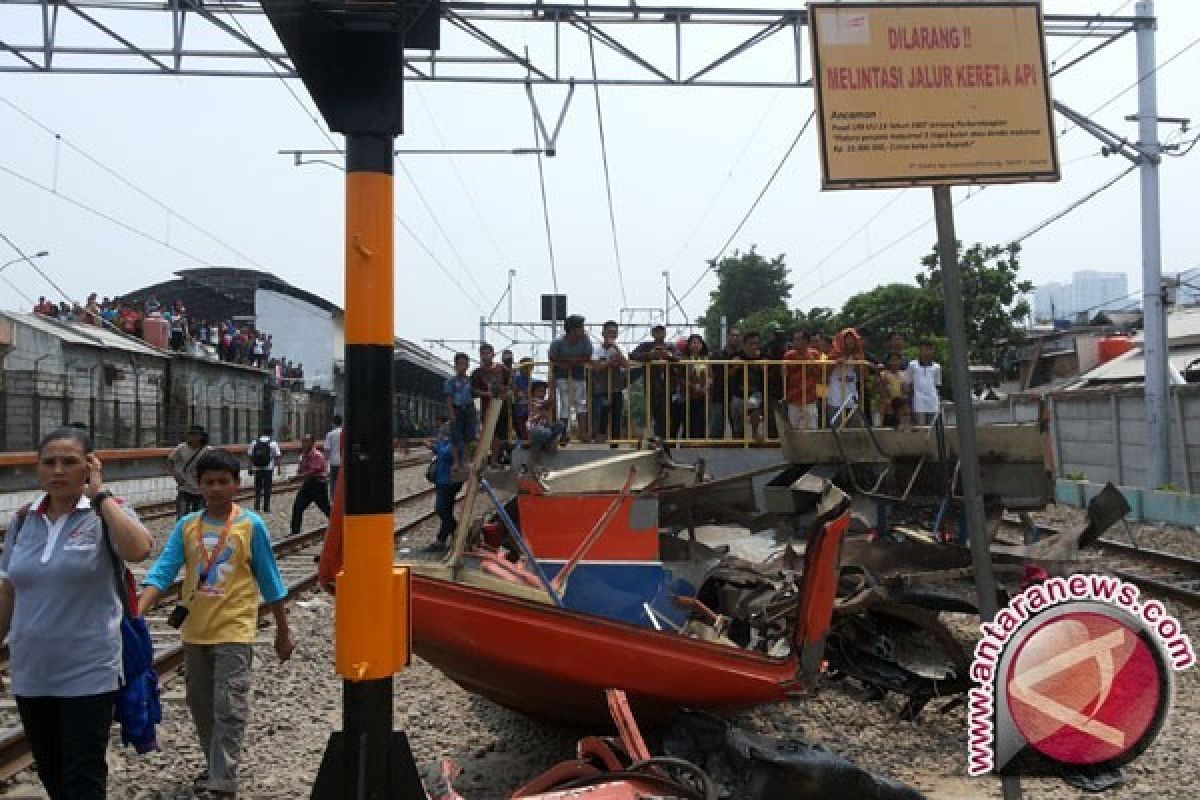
xmin=0 ymin=485 xmax=443 ymax=781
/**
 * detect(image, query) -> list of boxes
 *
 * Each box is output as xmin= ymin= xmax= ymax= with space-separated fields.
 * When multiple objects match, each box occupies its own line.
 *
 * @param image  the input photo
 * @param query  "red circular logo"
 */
xmin=1006 ymin=611 xmax=1167 ymax=766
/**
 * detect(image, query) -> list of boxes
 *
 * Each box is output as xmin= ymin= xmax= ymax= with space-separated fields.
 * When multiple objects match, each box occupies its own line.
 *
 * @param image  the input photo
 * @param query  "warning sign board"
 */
xmin=808 ymin=2 xmax=1060 ymax=189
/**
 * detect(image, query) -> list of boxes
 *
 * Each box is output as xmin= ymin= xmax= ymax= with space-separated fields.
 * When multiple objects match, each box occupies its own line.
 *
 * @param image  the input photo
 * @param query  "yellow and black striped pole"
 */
xmin=334 ymin=132 xmax=415 ymax=796
xmin=261 ymin=3 xmax=439 ymax=795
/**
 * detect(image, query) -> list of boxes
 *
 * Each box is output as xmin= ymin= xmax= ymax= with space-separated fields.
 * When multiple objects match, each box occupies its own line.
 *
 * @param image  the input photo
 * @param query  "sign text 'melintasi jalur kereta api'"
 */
xmin=808 ymin=2 xmax=1061 ymax=189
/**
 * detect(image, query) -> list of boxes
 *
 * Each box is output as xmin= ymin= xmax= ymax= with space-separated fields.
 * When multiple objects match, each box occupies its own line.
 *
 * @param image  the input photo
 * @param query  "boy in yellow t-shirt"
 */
xmin=140 ymin=450 xmax=294 ymax=798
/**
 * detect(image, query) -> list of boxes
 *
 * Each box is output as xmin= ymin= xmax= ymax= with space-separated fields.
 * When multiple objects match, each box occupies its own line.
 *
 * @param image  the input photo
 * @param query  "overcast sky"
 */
xmin=1 ymin=1 xmax=1197 ymax=358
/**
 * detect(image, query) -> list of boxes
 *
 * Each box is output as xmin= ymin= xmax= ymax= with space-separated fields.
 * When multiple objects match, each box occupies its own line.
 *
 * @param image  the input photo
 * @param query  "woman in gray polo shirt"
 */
xmin=0 ymin=427 xmax=154 ymax=800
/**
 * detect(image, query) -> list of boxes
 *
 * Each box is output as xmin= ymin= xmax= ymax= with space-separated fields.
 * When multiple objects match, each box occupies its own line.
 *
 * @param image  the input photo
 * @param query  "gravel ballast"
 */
xmin=3 ymin=499 xmax=1197 ymax=799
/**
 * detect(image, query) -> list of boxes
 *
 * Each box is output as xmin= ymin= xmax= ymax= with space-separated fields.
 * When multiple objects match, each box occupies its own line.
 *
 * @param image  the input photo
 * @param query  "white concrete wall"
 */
xmin=254 ymin=289 xmax=336 ymax=390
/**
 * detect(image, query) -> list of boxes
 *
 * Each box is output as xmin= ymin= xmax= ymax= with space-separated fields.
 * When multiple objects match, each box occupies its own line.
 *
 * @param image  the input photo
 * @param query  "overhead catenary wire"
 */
xmin=0 ymin=161 xmax=211 ymax=266
xmin=583 ymin=0 xmax=628 ymax=308
xmin=0 ymin=95 xmax=268 ymax=270
xmin=1011 ymin=163 xmax=1137 ymax=244
xmin=224 ymin=8 xmax=489 ymax=311
xmin=1 ymin=232 xmax=76 ymax=308
xmin=411 ymin=85 xmax=509 ymax=263
xmin=791 ymin=185 xmax=988 ymax=307
xmin=530 ymin=97 xmax=560 ymax=297
xmin=664 ymin=89 xmax=783 ymax=274
xmin=1060 ymin=32 xmax=1200 ymax=139
xmin=675 ymin=108 xmax=817 ymax=308
xmin=1049 ymin=1 xmax=1133 ymax=69
xmin=805 ymin=189 xmax=909 ymax=283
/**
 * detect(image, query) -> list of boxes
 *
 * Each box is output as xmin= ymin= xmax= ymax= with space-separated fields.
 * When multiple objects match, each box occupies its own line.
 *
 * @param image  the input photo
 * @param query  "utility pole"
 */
xmin=933 ymin=185 xmax=1020 ymax=800
xmin=508 ymin=268 xmax=516 ymax=324
xmin=662 ymin=270 xmax=670 ymax=326
xmin=479 ymin=315 xmax=487 ymax=346
xmin=1136 ymin=0 xmax=1170 ymax=489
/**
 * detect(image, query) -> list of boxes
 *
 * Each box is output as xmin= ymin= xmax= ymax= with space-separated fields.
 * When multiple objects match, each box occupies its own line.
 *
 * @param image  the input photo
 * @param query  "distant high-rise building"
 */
xmin=1033 ymin=270 xmax=1130 ymax=322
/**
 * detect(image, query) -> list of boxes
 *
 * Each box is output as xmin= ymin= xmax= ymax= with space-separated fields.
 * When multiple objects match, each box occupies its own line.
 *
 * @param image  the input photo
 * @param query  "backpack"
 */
xmin=250 ymin=439 xmax=272 ymax=468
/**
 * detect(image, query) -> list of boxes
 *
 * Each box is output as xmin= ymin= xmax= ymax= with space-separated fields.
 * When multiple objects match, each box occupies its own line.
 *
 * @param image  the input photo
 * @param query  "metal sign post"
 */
xmin=934 ymin=184 xmax=1022 ymax=800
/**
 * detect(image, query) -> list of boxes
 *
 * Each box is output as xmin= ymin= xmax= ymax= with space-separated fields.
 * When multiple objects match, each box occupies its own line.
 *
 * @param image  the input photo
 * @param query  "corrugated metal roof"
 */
xmin=1076 ymin=342 xmax=1200 ymax=384
xmin=1 ymin=311 xmax=168 ymax=358
xmin=1167 ymin=307 xmax=1200 ymax=344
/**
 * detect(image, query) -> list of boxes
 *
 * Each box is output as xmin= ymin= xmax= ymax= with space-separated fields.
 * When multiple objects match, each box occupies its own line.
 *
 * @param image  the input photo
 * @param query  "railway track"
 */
xmin=0 ymin=454 xmax=429 ymax=534
xmin=1095 ymin=537 xmax=1200 ymax=611
xmin=0 ymin=482 xmax=441 ymax=782
xmin=998 ymin=516 xmax=1200 ymax=610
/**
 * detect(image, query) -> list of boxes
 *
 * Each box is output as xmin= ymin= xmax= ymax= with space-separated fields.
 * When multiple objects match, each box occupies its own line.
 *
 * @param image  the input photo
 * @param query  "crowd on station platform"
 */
xmin=441 ymin=314 xmax=944 ymax=460
xmin=31 ymin=294 xmax=307 ymax=388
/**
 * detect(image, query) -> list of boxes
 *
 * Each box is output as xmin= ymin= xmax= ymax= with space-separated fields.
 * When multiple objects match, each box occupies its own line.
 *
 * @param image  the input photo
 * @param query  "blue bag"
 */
xmin=101 ymin=517 xmax=163 ymax=754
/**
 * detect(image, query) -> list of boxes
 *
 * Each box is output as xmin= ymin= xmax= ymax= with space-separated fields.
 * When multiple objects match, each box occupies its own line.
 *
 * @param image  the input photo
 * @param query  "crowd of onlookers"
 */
xmin=31 ymin=294 xmax=306 ymax=388
xmin=440 ymin=314 xmax=946 ymax=464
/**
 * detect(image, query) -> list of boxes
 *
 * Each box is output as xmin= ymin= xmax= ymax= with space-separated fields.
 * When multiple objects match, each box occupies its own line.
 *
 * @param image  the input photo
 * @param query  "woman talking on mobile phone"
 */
xmin=0 ymin=426 xmax=155 ymax=800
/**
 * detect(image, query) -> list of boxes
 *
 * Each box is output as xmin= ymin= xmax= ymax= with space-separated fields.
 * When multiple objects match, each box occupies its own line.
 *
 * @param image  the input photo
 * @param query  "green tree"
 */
xmin=740 ymin=307 xmax=796 ymax=338
xmin=914 ymin=241 xmax=1032 ymax=363
xmin=838 ymin=283 xmax=928 ymax=341
xmin=698 ymin=248 xmax=791 ymax=345
xmin=793 ymin=306 xmax=841 ymax=337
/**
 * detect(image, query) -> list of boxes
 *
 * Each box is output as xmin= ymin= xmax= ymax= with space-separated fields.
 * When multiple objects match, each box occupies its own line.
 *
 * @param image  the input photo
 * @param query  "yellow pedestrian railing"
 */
xmin=482 ymin=358 xmax=879 ymax=448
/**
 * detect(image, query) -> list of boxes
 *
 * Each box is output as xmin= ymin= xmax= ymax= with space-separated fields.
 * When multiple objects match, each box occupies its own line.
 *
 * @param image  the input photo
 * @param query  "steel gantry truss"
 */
xmin=0 ymin=1 xmax=1141 ymax=86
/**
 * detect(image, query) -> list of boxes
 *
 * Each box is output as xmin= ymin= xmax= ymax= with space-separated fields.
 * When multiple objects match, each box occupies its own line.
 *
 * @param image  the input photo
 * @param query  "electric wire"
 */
xmin=1060 ymin=32 xmax=1200 ymax=138
xmin=395 ymin=158 xmax=492 ymax=306
xmin=531 ymin=101 xmax=560 ymax=297
xmin=1 ymin=232 xmax=76 ymax=307
xmin=664 ymin=89 xmax=783 ymax=274
xmin=411 ymin=85 xmax=509 ymax=263
xmin=1049 ymin=1 xmax=1132 ymax=68
xmin=223 ymin=6 xmax=488 ymax=312
xmin=805 ymin=189 xmax=909 ymax=282
xmin=0 ymin=95 xmax=267 ymax=269
xmin=0 ymin=161 xmax=210 ymax=266
xmin=584 ymin=0 xmax=629 ymax=308
xmin=1165 ymin=134 xmax=1200 ymax=158
xmin=675 ymin=108 xmax=816 ymax=308
xmin=1011 ymin=164 xmax=1137 ymax=244
xmin=791 ymin=185 xmax=988 ymax=307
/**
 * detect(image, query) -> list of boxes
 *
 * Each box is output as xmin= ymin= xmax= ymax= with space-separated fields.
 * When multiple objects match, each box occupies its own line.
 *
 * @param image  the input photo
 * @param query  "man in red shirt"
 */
xmin=784 ymin=330 xmax=820 ymax=430
xmin=290 ymin=434 xmax=330 ymax=535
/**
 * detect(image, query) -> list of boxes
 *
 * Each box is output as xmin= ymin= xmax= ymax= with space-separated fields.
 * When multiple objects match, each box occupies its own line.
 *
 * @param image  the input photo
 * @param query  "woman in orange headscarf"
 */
xmin=827 ymin=328 xmax=865 ymax=427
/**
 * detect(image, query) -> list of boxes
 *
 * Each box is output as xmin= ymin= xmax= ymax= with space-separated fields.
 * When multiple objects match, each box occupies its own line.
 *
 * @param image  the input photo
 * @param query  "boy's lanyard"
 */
xmin=191 ymin=504 xmax=239 ymax=591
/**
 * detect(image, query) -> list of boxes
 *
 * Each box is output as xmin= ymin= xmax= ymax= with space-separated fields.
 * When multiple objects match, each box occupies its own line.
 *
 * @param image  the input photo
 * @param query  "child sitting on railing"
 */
xmin=527 ymin=380 xmax=567 ymax=453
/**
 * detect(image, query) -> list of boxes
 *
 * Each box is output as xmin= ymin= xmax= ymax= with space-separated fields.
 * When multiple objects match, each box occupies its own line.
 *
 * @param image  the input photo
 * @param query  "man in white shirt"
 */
xmin=906 ymin=341 xmax=942 ymax=426
xmin=323 ymin=415 xmax=343 ymax=488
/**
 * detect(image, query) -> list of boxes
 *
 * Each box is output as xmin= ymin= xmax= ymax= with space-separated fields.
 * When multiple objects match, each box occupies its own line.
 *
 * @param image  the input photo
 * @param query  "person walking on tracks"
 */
xmin=246 ymin=428 xmax=282 ymax=513
xmin=138 ymin=449 xmax=295 ymax=799
xmin=425 ymin=417 xmax=463 ymax=553
xmin=168 ymin=424 xmax=211 ymax=519
xmin=290 ymin=434 xmax=331 ymax=536
xmin=0 ymin=427 xmax=154 ymax=800
xmin=322 ymin=414 xmax=343 ymax=489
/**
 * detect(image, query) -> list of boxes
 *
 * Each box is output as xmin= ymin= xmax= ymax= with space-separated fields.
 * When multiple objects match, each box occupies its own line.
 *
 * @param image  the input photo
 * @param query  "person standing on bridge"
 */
xmin=290 ymin=434 xmax=331 ymax=536
xmin=168 ymin=424 xmax=211 ymax=520
xmin=139 ymin=449 xmax=294 ymax=799
xmin=548 ymin=315 xmax=593 ymax=442
xmin=0 ymin=427 xmax=154 ymax=800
